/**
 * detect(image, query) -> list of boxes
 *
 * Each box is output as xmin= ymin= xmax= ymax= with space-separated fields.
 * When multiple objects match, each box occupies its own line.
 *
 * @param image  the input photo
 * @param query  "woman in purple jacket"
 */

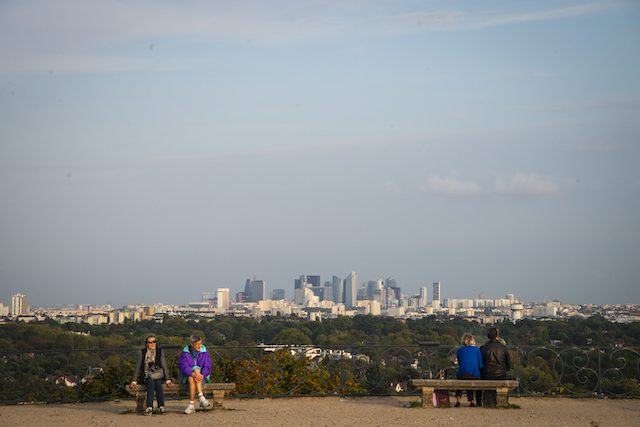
xmin=178 ymin=335 xmax=213 ymax=414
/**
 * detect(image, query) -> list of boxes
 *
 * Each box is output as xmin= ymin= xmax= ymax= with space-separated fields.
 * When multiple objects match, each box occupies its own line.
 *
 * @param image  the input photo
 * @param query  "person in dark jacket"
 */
xmin=130 ymin=334 xmax=172 ymax=415
xmin=480 ymin=327 xmax=511 ymax=406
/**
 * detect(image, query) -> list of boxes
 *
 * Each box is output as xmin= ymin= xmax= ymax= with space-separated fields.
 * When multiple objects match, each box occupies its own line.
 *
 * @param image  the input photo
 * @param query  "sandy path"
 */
xmin=0 ymin=396 xmax=638 ymax=426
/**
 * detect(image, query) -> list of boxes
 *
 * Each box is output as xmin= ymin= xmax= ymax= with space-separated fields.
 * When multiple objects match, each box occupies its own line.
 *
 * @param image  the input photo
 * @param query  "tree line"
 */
xmin=1 ymin=314 xmax=638 ymax=352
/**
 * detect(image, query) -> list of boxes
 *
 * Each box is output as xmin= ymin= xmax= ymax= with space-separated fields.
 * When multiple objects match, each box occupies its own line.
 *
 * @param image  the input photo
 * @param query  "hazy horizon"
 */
xmin=1 ymin=1 xmax=639 ymax=307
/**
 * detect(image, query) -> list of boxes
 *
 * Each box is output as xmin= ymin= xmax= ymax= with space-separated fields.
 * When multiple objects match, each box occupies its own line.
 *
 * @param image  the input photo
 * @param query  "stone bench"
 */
xmin=126 ymin=382 xmax=236 ymax=413
xmin=410 ymin=379 xmax=519 ymax=408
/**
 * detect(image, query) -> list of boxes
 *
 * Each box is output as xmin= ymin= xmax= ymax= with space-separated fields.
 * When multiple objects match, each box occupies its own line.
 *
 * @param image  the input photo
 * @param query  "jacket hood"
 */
xmin=182 ymin=344 xmax=208 ymax=353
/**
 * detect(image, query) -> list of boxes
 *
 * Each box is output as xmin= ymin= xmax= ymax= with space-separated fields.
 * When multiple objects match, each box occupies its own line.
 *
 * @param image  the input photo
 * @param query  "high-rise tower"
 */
xmin=432 ymin=282 xmax=441 ymax=309
xmin=344 ymin=272 xmax=357 ymax=308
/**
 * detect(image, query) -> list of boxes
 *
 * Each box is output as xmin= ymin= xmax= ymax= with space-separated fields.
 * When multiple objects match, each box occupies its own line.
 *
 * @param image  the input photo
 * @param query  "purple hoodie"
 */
xmin=178 ymin=344 xmax=213 ymax=383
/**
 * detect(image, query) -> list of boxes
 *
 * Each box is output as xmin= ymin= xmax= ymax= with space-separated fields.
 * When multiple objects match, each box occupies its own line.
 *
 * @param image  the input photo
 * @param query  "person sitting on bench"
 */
xmin=130 ymin=334 xmax=173 ymax=415
xmin=455 ymin=333 xmax=483 ymax=407
xmin=480 ymin=327 xmax=512 ymax=407
xmin=178 ymin=335 xmax=213 ymax=414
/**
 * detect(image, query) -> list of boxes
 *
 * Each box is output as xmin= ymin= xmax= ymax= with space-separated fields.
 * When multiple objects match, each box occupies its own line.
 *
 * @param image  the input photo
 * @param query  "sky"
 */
xmin=1 ymin=0 xmax=639 ymax=307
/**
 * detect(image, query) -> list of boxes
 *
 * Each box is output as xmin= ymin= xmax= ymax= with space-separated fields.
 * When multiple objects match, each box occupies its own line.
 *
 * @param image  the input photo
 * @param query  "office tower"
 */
xmin=332 ymin=276 xmax=344 ymax=304
xmin=432 ymin=282 xmax=441 ymax=309
xmin=294 ymin=275 xmax=306 ymax=290
xmin=366 ymin=279 xmax=384 ymax=303
xmin=306 ymin=275 xmax=321 ymax=287
xmin=385 ymin=277 xmax=401 ymax=299
xmin=271 ymin=289 xmax=285 ymax=300
xmin=419 ymin=286 xmax=428 ymax=307
xmin=357 ymin=285 xmax=367 ymax=301
xmin=322 ymin=281 xmax=334 ymax=302
xmin=344 ymin=272 xmax=357 ymax=308
xmin=216 ymin=288 xmax=230 ymax=309
xmin=385 ymin=277 xmax=401 ymax=308
xmin=244 ymin=279 xmax=266 ymax=302
xmin=310 ymin=286 xmax=324 ymax=301
xmin=235 ymin=292 xmax=246 ymax=303
xmin=11 ymin=293 xmax=28 ymax=317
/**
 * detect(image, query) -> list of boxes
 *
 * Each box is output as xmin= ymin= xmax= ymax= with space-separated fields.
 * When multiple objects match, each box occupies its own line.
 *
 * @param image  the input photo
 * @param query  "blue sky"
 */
xmin=1 ymin=0 xmax=639 ymax=307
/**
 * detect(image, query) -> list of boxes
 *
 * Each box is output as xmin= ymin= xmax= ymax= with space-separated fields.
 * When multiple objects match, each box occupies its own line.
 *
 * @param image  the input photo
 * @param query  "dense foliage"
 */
xmin=0 ymin=315 xmax=638 ymax=403
xmin=2 ymin=314 xmax=638 ymax=352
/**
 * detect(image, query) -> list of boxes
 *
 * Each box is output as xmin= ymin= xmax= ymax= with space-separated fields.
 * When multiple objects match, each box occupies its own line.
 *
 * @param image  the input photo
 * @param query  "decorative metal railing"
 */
xmin=1 ymin=345 xmax=638 ymax=404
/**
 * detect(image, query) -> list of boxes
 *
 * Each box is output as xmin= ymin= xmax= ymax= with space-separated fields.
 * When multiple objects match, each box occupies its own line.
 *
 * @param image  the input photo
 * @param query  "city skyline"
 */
xmin=0 ymin=272 xmax=613 ymax=309
xmin=1 ymin=1 xmax=639 ymax=307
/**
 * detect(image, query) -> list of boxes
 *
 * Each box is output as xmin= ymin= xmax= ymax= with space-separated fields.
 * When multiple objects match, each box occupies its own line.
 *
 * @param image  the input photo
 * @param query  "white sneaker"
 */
xmin=144 ymin=407 xmax=153 ymax=416
xmin=159 ymin=406 xmax=166 ymax=414
xmin=199 ymin=397 xmax=211 ymax=409
xmin=184 ymin=403 xmax=196 ymax=414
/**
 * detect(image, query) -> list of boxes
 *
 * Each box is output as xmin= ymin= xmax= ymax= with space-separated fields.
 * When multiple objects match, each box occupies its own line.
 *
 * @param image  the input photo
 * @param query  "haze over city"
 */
xmin=1 ymin=1 xmax=639 ymax=307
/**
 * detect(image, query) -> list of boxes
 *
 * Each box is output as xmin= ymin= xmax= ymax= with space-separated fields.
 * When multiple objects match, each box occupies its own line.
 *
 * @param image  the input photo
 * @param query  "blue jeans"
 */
xmin=144 ymin=377 xmax=165 ymax=408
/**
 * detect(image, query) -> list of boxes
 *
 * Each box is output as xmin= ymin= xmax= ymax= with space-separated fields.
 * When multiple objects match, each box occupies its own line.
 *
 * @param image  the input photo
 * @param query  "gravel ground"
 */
xmin=1 ymin=396 xmax=639 ymax=426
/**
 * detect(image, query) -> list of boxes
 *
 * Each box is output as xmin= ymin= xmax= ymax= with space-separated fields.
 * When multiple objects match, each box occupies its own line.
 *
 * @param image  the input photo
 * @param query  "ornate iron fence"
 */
xmin=1 ymin=345 xmax=638 ymax=404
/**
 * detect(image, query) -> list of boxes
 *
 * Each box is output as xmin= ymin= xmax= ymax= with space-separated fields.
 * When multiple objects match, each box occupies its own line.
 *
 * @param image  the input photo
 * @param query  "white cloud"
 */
xmin=424 ymin=175 xmax=482 ymax=196
xmin=495 ymin=173 xmax=560 ymax=196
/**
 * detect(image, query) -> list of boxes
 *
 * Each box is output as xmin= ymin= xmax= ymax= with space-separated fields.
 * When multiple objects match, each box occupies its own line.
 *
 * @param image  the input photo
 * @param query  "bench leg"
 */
xmin=421 ymin=387 xmax=434 ymax=408
xmin=496 ymin=387 xmax=509 ymax=407
xmin=212 ymin=390 xmax=226 ymax=409
xmin=136 ymin=391 xmax=145 ymax=413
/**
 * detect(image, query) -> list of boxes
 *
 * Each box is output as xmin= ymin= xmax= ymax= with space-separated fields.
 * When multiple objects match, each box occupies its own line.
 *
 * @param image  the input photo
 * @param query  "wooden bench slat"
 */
xmin=411 ymin=379 xmax=518 ymax=389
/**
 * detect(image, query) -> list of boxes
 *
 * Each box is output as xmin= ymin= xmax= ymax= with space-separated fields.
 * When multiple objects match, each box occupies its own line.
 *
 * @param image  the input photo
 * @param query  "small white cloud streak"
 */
xmin=425 ymin=176 xmax=483 ymax=196
xmin=495 ymin=173 xmax=560 ymax=195
xmin=459 ymin=2 xmax=610 ymax=31
xmin=0 ymin=0 xmax=616 ymax=74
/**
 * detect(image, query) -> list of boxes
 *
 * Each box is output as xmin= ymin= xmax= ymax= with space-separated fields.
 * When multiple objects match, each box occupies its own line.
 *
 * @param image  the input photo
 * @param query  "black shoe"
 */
xmin=455 ymin=402 xmax=460 ymax=407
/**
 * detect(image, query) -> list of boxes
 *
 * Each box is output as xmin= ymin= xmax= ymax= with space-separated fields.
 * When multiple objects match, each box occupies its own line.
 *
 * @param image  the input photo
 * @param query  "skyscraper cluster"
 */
xmin=290 ymin=273 xmax=440 ymax=310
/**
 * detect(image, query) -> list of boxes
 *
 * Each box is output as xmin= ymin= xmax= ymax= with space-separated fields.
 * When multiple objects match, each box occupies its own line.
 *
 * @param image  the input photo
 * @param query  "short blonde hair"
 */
xmin=461 ymin=333 xmax=476 ymax=346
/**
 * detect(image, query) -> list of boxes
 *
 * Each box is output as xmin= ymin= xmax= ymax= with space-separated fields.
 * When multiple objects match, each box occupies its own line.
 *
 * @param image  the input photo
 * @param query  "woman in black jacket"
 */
xmin=130 ymin=335 xmax=173 ymax=415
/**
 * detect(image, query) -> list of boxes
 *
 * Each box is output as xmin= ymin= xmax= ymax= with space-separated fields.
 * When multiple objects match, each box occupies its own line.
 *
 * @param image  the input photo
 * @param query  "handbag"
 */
xmin=432 ymin=390 xmax=450 ymax=407
xmin=148 ymin=365 xmax=164 ymax=380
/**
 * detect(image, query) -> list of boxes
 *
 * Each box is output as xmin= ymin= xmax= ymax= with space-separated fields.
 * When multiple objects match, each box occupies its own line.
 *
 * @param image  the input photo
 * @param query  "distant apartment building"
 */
xmin=357 ymin=299 xmax=381 ymax=315
xmin=217 ymin=288 xmax=230 ymax=309
xmin=432 ymin=282 xmax=441 ymax=309
xmin=11 ymin=293 xmax=29 ymax=317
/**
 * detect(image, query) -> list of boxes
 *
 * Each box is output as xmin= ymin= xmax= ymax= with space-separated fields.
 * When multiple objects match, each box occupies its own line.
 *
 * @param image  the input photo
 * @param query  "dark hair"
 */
xmin=190 ymin=335 xmax=202 ymax=344
xmin=487 ymin=327 xmax=499 ymax=340
xmin=145 ymin=334 xmax=157 ymax=344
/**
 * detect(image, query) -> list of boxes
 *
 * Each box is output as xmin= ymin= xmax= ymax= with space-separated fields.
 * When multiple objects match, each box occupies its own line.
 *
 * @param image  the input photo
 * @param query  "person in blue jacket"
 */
xmin=455 ymin=333 xmax=483 ymax=407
